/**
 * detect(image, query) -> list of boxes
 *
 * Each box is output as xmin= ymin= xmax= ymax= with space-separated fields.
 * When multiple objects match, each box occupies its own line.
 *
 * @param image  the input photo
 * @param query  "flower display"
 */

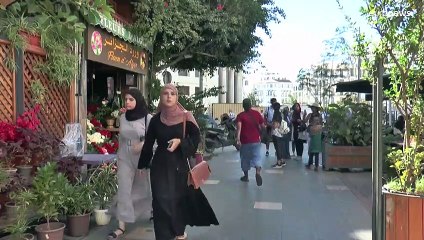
xmin=86 ymin=119 xmax=119 ymax=155
xmin=111 ymin=110 xmax=120 ymax=118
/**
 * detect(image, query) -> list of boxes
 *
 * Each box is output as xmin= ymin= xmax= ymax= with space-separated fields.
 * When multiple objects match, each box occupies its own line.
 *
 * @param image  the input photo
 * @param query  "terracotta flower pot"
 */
xmin=3 ymin=233 xmax=34 ymax=240
xmin=66 ymin=213 xmax=90 ymax=237
xmin=35 ymin=222 xmax=65 ymax=240
xmin=17 ymin=165 xmax=33 ymax=186
xmin=5 ymin=201 xmax=18 ymax=221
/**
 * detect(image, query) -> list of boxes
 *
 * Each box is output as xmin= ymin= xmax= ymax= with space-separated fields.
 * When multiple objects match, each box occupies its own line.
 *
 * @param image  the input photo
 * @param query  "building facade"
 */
xmin=159 ymin=67 xmax=244 ymax=108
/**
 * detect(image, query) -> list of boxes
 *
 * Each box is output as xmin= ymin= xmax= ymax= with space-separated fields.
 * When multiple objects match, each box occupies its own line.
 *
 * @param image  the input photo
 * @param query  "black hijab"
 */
xmin=125 ymin=88 xmax=148 ymax=121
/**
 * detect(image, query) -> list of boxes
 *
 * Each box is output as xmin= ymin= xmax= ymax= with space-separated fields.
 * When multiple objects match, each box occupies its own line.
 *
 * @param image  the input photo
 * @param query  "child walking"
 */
xmin=306 ymin=116 xmax=323 ymax=171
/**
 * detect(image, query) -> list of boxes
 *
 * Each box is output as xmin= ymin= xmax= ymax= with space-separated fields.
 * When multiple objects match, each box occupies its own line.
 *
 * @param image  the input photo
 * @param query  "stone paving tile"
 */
xmin=253 ymin=201 xmax=283 ymax=210
xmin=326 ymin=185 xmax=349 ymax=191
xmin=204 ymin=179 xmax=220 ymax=184
xmin=264 ymin=169 xmax=284 ymax=174
xmin=225 ymin=159 xmax=239 ymax=163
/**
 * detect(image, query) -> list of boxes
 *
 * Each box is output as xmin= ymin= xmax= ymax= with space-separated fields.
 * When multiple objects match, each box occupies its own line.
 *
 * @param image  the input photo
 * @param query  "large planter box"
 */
xmin=385 ymin=191 xmax=424 ymax=240
xmin=325 ymin=144 xmax=372 ymax=169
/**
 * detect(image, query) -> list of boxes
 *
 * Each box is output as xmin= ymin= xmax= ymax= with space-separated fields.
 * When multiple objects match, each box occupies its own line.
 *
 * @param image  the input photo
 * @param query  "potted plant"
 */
xmin=324 ymin=98 xmax=372 ymax=169
xmin=62 ymin=178 xmax=94 ymax=237
xmin=3 ymin=189 xmax=35 ymax=240
xmin=30 ymin=162 xmax=69 ymax=240
xmin=354 ymin=0 xmax=424 ymax=237
xmin=88 ymin=162 xmax=117 ymax=225
xmin=0 ymin=167 xmax=25 ymax=221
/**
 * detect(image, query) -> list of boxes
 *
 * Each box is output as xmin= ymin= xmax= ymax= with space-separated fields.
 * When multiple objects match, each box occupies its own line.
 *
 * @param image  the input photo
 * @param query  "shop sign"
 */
xmin=87 ymin=26 xmax=148 ymax=74
xmin=96 ymin=13 xmax=150 ymax=50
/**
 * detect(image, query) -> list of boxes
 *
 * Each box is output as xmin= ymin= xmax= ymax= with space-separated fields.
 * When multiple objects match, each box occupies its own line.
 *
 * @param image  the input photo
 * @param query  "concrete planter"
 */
xmin=384 ymin=191 xmax=424 ymax=240
xmin=325 ymin=144 xmax=372 ymax=169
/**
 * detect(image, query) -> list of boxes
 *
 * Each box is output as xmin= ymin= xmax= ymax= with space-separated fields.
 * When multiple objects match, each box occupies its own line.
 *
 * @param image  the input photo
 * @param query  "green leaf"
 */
xmin=66 ymin=15 xmax=78 ymax=23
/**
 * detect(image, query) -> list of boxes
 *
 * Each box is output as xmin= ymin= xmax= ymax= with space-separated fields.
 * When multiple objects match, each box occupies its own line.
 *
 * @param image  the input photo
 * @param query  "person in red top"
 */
xmin=236 ymin=98 xmax=265 ymax=186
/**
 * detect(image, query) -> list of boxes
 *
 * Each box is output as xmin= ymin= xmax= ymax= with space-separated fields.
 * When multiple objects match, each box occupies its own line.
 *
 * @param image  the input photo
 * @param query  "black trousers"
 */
xmin=294 ymin=139 xmax=304 ymax=157
xmin=308 ymin=153 xmax=319 ymax=167
xmin=272 ymin=136 xmax=284 ymax=160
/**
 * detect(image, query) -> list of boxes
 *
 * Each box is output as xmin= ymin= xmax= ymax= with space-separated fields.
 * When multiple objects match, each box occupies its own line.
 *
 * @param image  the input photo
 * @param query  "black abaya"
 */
xmin=138 ymin=113 xmax=218 ymax=240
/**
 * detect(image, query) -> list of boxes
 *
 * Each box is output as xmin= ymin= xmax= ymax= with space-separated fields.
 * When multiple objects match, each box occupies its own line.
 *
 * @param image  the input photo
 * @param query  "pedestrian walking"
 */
xmin=138 ymin=84 xmax=218 ymax=240
xmin=305 ymin=103 xmax=323 ymax=171
xmin=291 ymin=103 xmax=306 ymax=159
xmin=236 ymin=98 xmax=265 ymax=186
xmin=263 ymin=98 xmax=277 ymax=156
xmin=281 ymin=106 xmax=292 ymax=160
xmin=270 ymin=102 xmax=288 ymax=168
xmin=108 ymin=89 xmax=152 ymax=239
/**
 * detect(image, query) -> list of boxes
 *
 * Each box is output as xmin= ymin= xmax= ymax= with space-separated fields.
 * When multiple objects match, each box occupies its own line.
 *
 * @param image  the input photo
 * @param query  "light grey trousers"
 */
xmin=114 ymin=155 xmax=152 ymax=223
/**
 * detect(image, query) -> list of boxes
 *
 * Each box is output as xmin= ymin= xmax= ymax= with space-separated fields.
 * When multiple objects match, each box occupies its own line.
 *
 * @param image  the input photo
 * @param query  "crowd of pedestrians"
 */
xmin=235 ymin=97 xmax=325 ymax=186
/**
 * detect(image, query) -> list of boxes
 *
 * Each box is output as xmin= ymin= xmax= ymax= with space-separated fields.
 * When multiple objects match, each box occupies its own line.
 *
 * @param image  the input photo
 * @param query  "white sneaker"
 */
xmin=272 ymin=163 xmax=283 ymax=169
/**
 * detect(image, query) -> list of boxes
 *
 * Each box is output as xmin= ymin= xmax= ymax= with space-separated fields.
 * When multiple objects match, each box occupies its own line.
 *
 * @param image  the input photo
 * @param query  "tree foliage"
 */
xmin=0 ymin=0 xmax=114 ymax=85
xmin=352 ymin=0 xmax=424 ymax=148
xmin=296 ymin=64 xmax=335 ymax=106
xmin=131 ymin=0 xmax=285 ymax=73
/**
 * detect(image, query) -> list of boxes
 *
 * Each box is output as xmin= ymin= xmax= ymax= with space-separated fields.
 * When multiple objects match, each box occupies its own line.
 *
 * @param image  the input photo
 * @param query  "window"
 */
xmin=195 ymin=87 xmax=201 ymax=93
xmin=245 ymin=80 xmax=248 ymax=86
xmin=178 ymin=70 xmax=189 ymax=76
xmin=178 ymin=86 xmax=190 ymax=95
xmin=195 ymin=70 xmax=200 ymax=77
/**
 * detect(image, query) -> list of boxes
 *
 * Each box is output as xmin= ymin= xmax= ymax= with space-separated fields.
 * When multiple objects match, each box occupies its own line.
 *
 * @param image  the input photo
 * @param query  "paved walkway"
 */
xmin=70 ymin=144 xmax=372 ymax=240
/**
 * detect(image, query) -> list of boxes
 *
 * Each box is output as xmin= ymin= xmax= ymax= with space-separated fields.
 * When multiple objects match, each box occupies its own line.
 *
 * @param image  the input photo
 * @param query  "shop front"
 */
xmin=83 ymin=21 xmax=149 ymax=154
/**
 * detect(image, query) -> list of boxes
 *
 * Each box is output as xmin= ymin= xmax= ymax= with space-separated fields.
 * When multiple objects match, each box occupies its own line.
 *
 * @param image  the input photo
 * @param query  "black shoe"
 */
xmin=266 ymin=151 xmax=269 ymax=157
xmin=255 ymin=174 xmax=263 ymax=186
xmin=240 ymin=176 xmax=249 ymax=182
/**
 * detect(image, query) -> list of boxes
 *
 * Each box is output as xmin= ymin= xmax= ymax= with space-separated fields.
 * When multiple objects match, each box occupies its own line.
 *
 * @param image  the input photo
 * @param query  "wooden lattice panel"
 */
xmin=23 ymin=52 xmax=70 ymax=138
xmin=0 ymin=42 xmax=14 ymax=123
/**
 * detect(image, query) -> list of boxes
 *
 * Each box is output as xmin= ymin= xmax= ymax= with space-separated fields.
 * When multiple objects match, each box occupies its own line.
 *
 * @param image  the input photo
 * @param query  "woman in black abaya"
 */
xmin=138 ymin=84 xmax=218 ymax=240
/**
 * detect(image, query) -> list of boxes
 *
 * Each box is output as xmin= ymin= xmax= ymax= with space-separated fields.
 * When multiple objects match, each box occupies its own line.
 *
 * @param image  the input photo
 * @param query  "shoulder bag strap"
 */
xmin=182 ymin=111 xmax=192 ymax=170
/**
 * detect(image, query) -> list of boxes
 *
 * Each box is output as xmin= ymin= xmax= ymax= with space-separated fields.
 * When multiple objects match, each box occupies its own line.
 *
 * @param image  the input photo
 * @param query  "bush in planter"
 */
xmin=62 ymin=179 xmax=94 ymax=237
xmin=88 ymin=162 xmax=117 ymax=210
xmin=326 ymin=98 xmax=372 ymax=146
xmin=63 ymin=179 xmax=94 ymax=215
xmin=30 ymin=162 xmax=69 ymax=238
xmin=386 ymin=145 xmax=424 ymax=194
xmin=3 ymin=189 xmax=35 ymax=240
xmin=88 ymin=162 xmax=117 ymax=225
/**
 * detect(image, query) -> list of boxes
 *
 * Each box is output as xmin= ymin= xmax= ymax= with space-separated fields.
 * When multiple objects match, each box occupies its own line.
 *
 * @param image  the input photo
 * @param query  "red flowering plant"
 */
xmin=86 ymin=118 xmax=119 ymax=155
xmin=0 ymin=104 xmax=46 ymax=168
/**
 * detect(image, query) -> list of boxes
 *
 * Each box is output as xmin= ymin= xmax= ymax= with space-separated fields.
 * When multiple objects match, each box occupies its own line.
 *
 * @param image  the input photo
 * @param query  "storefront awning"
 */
xmin=94 ymin=13 xmax=152 ymax=52
xmin=335 ymin=75 xmax=391 ymax=93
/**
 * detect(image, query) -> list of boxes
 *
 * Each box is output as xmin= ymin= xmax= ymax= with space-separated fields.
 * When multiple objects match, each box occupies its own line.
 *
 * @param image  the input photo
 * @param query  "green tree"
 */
xmin=247 ymin=90 xmax=259 ymax=106
xmin=352 ymin=0 xmax=424 ymax=148
xmin=296 ymin=63 xmax=334 ymax=106
xmin=131 ymin=0 xmax=285 ymax=74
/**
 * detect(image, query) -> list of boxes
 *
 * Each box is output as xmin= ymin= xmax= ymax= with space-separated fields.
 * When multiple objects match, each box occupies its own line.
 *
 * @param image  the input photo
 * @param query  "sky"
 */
xmin=247 ymin=0 xmax=375 ymax=81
